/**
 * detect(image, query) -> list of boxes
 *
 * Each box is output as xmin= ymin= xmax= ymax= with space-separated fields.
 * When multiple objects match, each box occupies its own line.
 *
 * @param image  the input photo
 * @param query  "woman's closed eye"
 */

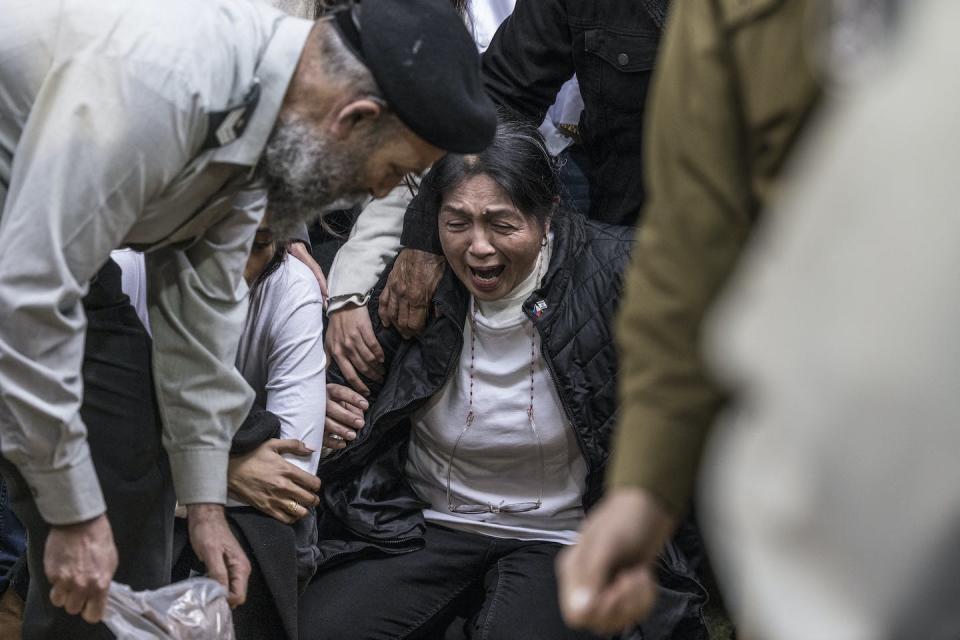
xmin=444 ymin=219 xmax=470 ymax=231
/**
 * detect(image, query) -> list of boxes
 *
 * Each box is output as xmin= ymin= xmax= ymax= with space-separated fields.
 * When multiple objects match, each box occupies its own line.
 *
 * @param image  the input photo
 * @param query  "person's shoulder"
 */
xmin=99 ymin=0 xmax=283 ymax=97
xmin=560 ymin=218 xmax=633 ymax=298
xmin=583 ymin=219 xmax=635 ymax=243
xmin=276 ymin=256 xmax=325 ymax=305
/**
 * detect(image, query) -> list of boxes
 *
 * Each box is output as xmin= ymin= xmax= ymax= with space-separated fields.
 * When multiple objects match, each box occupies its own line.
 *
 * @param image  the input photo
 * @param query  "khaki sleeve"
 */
xmin=608 ymin=0 xmax=754 ymax=513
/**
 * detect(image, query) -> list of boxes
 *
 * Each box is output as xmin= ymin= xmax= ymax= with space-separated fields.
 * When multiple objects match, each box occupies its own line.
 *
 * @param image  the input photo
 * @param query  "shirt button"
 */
xmin=617 ymin=52 xmax=629 ymax=66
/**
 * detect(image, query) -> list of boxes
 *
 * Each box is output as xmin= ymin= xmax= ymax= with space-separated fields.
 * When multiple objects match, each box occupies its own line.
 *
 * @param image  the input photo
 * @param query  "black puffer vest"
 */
xmin=317 ymin=213 xmax=709 ymax=639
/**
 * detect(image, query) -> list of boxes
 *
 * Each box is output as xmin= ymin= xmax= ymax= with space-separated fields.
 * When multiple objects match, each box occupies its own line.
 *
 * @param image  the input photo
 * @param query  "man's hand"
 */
xmin=556 ymin=487 xmax=677 ymax=634
xmin=227 ymin=439 xmax=322 ymax=524
xmin=325 ymin=304 xmax=384 ymax=395
xmin=324 ymin=383 xmax=368 ymax=450
xmin=186 ymin=504 xmax=251 ymax=609
xmin=378 ymin=249 xmax=445 ymax=339
xmin=288 ymin=241 xmax=328 ymax=303
xmin=45 ymin=513 xmax=118 ymax=624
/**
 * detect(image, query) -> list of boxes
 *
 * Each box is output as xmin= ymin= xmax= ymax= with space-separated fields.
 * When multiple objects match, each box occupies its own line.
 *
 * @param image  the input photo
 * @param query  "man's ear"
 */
xmin=330 ymin=98 xmax=384 ymax=139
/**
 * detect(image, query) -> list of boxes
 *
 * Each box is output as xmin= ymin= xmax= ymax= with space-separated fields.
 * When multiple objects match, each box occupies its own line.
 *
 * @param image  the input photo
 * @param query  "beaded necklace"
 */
xmin=445 ymin=246 xmax=547 ymax=514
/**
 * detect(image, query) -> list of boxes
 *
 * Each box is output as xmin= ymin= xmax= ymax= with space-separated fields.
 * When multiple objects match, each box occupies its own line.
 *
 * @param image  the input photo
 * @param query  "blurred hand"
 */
xmin=378 ymin=249 xmax=445 ymax=339
xmin=556 ymin=487 xmax=677 ymax=634
xmin=325 ymin=303 xmax=384 ymax=395
xmin=288 ymin=241 xmax=328 ymax=304
xmin=227 ymin=439 xmax=322 ymax=524
xmin=186 ymin=504 xmax=251 ymax=608
xmin=45 ymin=513 xmax=118 ymax=624
xmin=324 ymin=383 xmax=369 ymax=450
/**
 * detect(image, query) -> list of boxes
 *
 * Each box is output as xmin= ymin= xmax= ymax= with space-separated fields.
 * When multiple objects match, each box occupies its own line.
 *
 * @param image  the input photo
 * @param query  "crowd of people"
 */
xmin=1 ymin=0 xmax=958 ymax=639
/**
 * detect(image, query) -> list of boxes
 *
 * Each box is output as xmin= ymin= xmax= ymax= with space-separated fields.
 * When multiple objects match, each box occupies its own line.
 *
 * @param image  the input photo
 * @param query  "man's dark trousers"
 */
xmin=0 ymin=258 xmax=176 ymax=639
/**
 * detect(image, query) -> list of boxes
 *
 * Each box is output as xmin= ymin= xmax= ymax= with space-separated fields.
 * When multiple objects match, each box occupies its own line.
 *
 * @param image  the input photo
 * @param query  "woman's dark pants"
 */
xmin=299 ymin=523 xmax=602 ymax=640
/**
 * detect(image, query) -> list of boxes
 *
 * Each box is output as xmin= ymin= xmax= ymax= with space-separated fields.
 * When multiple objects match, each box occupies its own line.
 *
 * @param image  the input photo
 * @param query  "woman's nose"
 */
xmin=468 ymin=231 xmax=496 ymax=257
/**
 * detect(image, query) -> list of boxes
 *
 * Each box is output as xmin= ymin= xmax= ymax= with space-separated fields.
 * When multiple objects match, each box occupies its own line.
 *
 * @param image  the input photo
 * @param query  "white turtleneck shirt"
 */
xmin=404 ymin=240 xmax=589 ymax=545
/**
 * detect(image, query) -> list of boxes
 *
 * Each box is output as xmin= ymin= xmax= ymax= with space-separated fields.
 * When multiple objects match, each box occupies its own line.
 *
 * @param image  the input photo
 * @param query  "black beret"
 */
xmin=332 ymin=0 xmax=496 ymax=154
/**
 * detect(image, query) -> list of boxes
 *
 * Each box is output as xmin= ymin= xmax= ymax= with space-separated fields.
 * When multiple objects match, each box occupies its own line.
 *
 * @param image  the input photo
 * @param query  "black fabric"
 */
xmin=230 ymin=407 xmax=281 ymax=456
xmin=318 ymin=213 xmax=709 ymax=639
xmin=399 ymin=170 xmax=447 ymax=254
xmin=331 ymin=0 xmax=497 ymax=154
xmin=300 ymin=523 xmax=600 ymax=640
xmin=0 ymin=258 xmax=176 ymax=640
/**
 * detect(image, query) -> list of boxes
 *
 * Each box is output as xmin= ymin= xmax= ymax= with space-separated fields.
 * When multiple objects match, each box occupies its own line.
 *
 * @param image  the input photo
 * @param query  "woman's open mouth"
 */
xmin=469 ymin=265 xmax=505 ymax=291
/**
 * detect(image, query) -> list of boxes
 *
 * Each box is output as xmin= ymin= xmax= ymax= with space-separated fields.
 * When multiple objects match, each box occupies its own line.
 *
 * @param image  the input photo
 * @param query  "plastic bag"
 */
xmin=103 ymin=577 xmax=235 ymax=639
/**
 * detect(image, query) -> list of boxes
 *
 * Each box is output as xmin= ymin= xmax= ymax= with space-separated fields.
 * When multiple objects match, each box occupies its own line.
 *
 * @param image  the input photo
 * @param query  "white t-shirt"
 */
xmin=234 ymin=257 xmax=326 ymax=479
xmin=111 ymin=248 xmax=151 ymax=333
xmin=405 ymin=242 xmax=588 ymax=545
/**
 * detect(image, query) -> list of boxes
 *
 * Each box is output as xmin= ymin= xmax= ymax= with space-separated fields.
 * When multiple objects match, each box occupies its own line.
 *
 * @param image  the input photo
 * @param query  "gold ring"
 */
xmin=288 ymin=500 xmax=301 ymax=514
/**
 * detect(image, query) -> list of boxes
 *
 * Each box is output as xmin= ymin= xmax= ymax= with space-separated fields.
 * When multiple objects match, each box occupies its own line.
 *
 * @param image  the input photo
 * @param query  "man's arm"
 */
xmin=326 ymin=184 xmax=410 ymax=311
xmin=0 ymin=53 xmax=202 ymax=623
xmin=144 ymin=198 xmax=258 ymax=608
xmin=0 ymin=55 xmax=198 ymax=525
xmin=145 ymin=199 xmax=259 ymax=507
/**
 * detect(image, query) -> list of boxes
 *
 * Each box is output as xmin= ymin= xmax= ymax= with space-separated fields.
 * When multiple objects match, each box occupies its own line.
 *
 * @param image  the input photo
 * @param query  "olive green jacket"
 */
xmin=609 ymin=0 xmax=823 ymax=513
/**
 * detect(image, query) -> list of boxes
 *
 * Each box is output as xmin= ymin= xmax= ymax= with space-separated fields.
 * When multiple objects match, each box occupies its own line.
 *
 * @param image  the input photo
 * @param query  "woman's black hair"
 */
xmin=252 ymin=240 xmax=288 ymax=292
xmin=425 ymin=117 xmax=561 ymax=228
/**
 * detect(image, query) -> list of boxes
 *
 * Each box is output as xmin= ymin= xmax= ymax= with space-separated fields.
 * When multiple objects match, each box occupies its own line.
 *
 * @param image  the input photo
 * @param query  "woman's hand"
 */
xmin=324 ymin=383 xmax=369 ymax=450
xmin=227 ymin=439 xmax=322 ymax=524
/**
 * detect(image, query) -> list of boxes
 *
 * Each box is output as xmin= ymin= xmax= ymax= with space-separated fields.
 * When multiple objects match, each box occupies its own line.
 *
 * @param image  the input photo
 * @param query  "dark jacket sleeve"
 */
xmin=399 ymin=169 xmax=444 ymax=255
xmin=230 ymin=404 xmax=281 ymax=455
xmin=481 ymin=0 xmax=575 ymax=124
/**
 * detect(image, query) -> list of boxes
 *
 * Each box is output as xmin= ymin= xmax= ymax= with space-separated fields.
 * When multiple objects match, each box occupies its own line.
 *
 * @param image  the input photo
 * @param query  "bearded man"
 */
xmin=0 ymin=0 xmax=495 ymax=637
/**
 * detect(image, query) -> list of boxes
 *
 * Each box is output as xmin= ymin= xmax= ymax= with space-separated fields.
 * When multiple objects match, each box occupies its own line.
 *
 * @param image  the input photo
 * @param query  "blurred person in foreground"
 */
xmin=555 ymin=0 xmax=827 ymax=633
xmin=701 ymin=1 xmax=960 ymax=637
xmin=0 ymin=0 xmax=493 ymax=636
